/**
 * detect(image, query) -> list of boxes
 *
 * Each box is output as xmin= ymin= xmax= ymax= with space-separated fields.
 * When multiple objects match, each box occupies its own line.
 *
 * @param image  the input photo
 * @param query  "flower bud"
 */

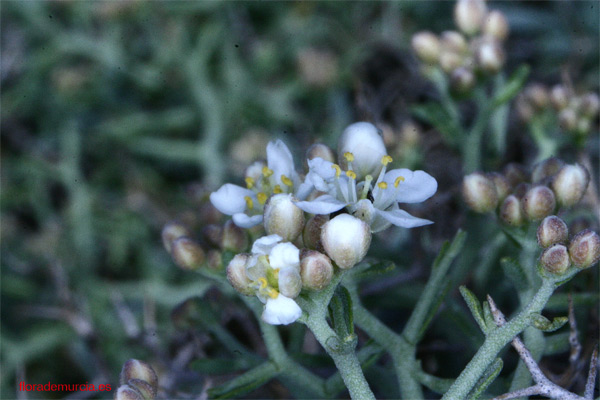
xmin=115 ymin=385 xmax=144 ymax=400
xmin=303 ymin=214 xmax=329 ymax=252
xmin=161 ymin=221 xmax=191 ymax=254
xmin=450 ymin=67 xmax=475 ymax=93
xmin=475 ymin=39 xmax=505 ymax=73
xmin=412 ymin=32 xmax=441 ymax=64
xmin=537 ymin=216 xmax=568 ymax=248
xmin=127 ymin=379 xmax=156 ymax=400
xmin=522 ymin=186 xmax=556 ymax=220
xmin=503 ymin=163 xmax=528 ymax=187
xmin=263 ymin=194 xmax=304 ymax=241
xmin=202 ymin=224 xmax=223 ymax=248
xmin=516 ymin=95 xmax=535 ymax=122
xmin=321 ymin=214 xmax=371 ymax=269
xmin=278 ymin=267 xmax=302 ymax=298
xmin=531 ymin=157 xmax=565 ymax=184
xmin=441 ymin=31 xmax=468 ymax=54
xmin=306 ymin=143 xmax=335 ymax=163
xmin=439 ymin=50 xmax=464 ymax=73
xmin=120 ymin=360 xmax=158 ymax=395
xmin=454 ymin=0 xmax=487 ymax=35
xmin=171 ymin=237 xmax=205 ymax=270
xmin=540 ymin=244 xmax=571 ymax=274
xmin=483 ymin=10 xmax=509 ymax=41
xmin=576 ymin=118 xmax=591 ymax=135
xmin=226 ymin=254 xmax=254 ymax=295
xmin=300 ymin=250 xmax=334 ymax=290
xmin=569 ymin=230 xmax=600 ymax=269
xmin=558 ymin=108 xmax=578 ymax=132
xmin=338 ymin=122 xmax=387 ymax=180
xmin=222 ymin=220 xmax=248 ymax=252
xmin=500 ymin=195 xmax=524 ymax=226
xmin=207 ymin=249 xmax=223 ymax=270
xmin=550 ymin=85 xmax=569 ymax=110
xmin=488 ymin=172 xmax=511 ymax=202
xmin=462 ymin=172 xmax=498 ymax=213
xmin=551 ymin=164 xmax=590 ymax=207
xmin=525 ymin=84 xmax=549 ymax=111
xmin=580 ymin=93 xmax=599 ymax=118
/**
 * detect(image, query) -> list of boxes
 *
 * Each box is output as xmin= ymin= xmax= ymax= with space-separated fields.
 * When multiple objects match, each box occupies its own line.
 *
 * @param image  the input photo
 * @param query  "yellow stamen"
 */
xmin=244 ymin=196 xmax=254 ymax=210
xmin=281 ymin=174 xmax=293 ymax=187
xmin=394 ymin=176 xmax=405 ymax=187
xmin=331 ymin=164 xmax=342 ymax=178
xmin=258 ymin=277 xmax=268 ymax=289
xmin=378 ymin=182 xmax=388 ymax=189
xmin=245 ymin=177 xmax=255 ymax=189
xmin=381 ymin=155 xmax=393 ymax=166
xmin=262 ymin=166 xmax=274 ymax=177
xmin=257 ymin=192 xmax=268 ymax=205
xmin=343 ymin=152 xmax=355 ymax=162
xmin=346 ymin=170 xmax=357 ymax=180
xmin=273 ymin=185 xmax=283 ymax=194
xmin=267 ymin=288 xmax=279 ymax=299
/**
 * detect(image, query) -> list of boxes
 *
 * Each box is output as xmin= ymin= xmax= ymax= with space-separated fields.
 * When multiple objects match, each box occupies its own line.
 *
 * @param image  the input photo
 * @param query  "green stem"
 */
xmin=464 ymin=89 xmax=493 ymax=173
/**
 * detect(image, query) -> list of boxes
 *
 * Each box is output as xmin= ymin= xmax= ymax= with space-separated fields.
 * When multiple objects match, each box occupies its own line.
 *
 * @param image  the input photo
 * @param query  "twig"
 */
xmin=569 ymin=293 xmax=583 ymax=365
xmin=584 ymin=347 xmax=598 ymax=399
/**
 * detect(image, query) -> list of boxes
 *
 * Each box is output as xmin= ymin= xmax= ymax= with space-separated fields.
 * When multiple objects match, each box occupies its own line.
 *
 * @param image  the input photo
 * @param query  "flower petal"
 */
xmin=232 ymin=213 xmax=263 ymax=228
xmin=267 ymin=140 xmax=296 ymax=187
xmin=251 ymin=234 xmax=282 ymax=255
xmin=269 ymin=243 xmax=300 ymax=270
xmin=376 ymin=208 xmax=433 ymax=228
xmin=262 ymin=295 xmax=302 ymax=325
xmin=210 ymin=184 xmax=256 ymax=216
xmin=295 ymin=195 xmax=347 ymax=215
xmin=384 ymin=169 xmax=438 ymax=203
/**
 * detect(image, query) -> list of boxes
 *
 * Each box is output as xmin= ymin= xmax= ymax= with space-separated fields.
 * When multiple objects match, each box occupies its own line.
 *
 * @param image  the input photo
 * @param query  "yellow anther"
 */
xmin=262 ymin=166 xmax=274 ymax=177
xmin=245 ymin=177 xmax=255 ymax=189
xmin=346 ymin=170 xmax=357 ymax=180
xmin=281 ymin=174 xmax=293 ymax=187
xmin=244 ymin=196 xmax=254 ymax=210
xmin=331 ymin=164 xmax=342 ymax=178
xmin=394 ymin=176 xmax=405 ymax=187
xmin=378 ymin=182 xmax=388 ymax=189
xmin=343 ymin=152 xmax=355 ymax=162
xmin=257 ymin=277 xmax=268 ymax=289
xmin=381 ymin=155 xmax=393 ymax=166
xmin=267 ymin=288 xmax=279 ymax=299
xmin=257 ymin=192 xmax=268 ymax=205
xmin=273 ymin=185 xmax=283 ymax=194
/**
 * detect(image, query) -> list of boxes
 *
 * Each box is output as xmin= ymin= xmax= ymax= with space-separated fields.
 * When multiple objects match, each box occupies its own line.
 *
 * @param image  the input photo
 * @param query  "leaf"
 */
xmin=460 ymin=286 xmax=487 ymax=334
xmin=190 ymin=358 xmax=258 ymax=374
xmin=492 ymin=64 xmax=530 ymax=107
xmin=432 ymin=230 xmax=467 ymax=271
xmin=411 ymin=102 xmax=462 ymax=147
xmin=349 ymin=260 xmax=396 ymax=280
xmin=328 ymin=286 xmax=354 ymax=338
xmin=500 ymin=257 xmax=530 ymax=292
xmin=483 ymin=301 xmax=496 ymax=330
xmin=468 ymin=358 xmax=503 ymax=400
xmin=529 ymin=313 xmax=568 ymax=332
xmin=208 ymin=362 xmax=278 ymax=399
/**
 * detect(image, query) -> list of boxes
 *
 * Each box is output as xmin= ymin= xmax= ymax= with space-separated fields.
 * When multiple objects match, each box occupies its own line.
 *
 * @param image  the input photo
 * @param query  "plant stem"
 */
xmin=464 ymin=89 xmax=493 ymax=173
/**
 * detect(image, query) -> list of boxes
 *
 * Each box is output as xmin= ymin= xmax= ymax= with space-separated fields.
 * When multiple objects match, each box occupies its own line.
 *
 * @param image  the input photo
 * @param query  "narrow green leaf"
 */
xmin=459 ymin=286 xmax=487 ymax=334
xmin=529 ymin=313 xmax=568 ymax=332
xmin=349 ymin=260 xmax=396 ymax=280
xmin=411 ymin=102 xmax=462 ymax=146
xmin=500 ymin=257 xmax=530 ymax=291
xmin=468 ymin=358 xmax=503 ymax=400
xmin=207 ymin=362 xmax=278 ymax=399
xmin=483 ymin=301 xmax=495 ymax=330
xmin=190 ymin=357 xmax=258 ymax=374
xmin=492 ymin=64 xmax=530 ymax=107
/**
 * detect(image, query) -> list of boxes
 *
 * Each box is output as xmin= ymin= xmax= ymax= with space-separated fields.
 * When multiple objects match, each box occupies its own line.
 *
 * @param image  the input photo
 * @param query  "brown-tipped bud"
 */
xmin=513 ymin=183 xmax=531 ymax=199
xmin=439 ymin=50 xmax=464 ymax=73
xmin=531 ymin=157 xmax=565 ymax=184
xmin=202 ymin=224 xmax=223 ymax=248
xmin=500 ymin=195 xmax=524 ymax=226
xmin=525 ymin=84 xmax=549 ymax=111
xmin=551 ymin=164 xmax=590 ymax=207
xmin=114 ymin=385 xmax=144 ymax=400
xmin=558 ymin=108 xmax=578 ymax=132
xmin=454 ymin=0 xmax=487 ymax=35
xmin=412 ymin=32 xmax=441 ymax=64
xmin=222 ymin=220 xmax=248 ymax=252
xmin=580 ymin=93 xmax=600 ymax=118
xmin=161 ymin=221 xmax=191 ymax=254
xmin=475 ymin=39 xmax=505 ymax=73
xmin=120 ymin=360 xmax=158 ymax=395
xmin=303 ymin=214 xmax=329 ymax=252
xmin=299 ymin=250 xmax=334 ymax=291
xmin=503 ymin=163 xmax=528 ymax=187
xmin=462 ymin=172 xmax=499 ymax=213
xmin=226 ymin=254 xmax=254 ymax=295
xmin=171 ymin=237 xmax=205 ymax=270
xmin=451 ymin=67 xmax=475 ymax=93
xmin=516 ymin=94 xmax=535 ymax=122
xmin=207 ymin=249 xmax=223 ymax=270
xmin=263 ymin=194 xmax=304 ymax=241
xmin=127 ymin=379 xmax=156 ymax=400
xmin=441 ymin=31 xmax=469 ymax=54
xmin=569 ymin=230 xmax=600 ymax=269
xmin=540 ymin=244 xmax=571 ymax=274
xmin=306 ymin=143 xmax=335 ymax=164
xmin=537 ymin=216 xmax=568 ymax=248
xmin=488 ymin=172 xmax=511 ymax=203
xmin=483 ymin=10 xmax=509 ymax=41
xmin=550 ymin=85 xmax=570 ymax=110
xmin=321 ymin=214 xmax=371 ymax=269
xmin=522 ymin=186 xmax=556 ymax=220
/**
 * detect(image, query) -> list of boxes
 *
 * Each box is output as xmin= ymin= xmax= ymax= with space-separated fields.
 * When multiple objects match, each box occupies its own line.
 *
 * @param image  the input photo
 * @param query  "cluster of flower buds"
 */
xmin=412 ymin=0 xmax=508 ymax=92
xmin=162 ymin=221 xmax=206 ymax=271
xmin=516 ymin=82 xmax=599 ymax=137
xmin=537 ymin=215 xmax=600 ymax=274
xmin=114 ymin=359 xmax=158 ymax=400
xmin=463 ymin=158 xmax=591 ymax=226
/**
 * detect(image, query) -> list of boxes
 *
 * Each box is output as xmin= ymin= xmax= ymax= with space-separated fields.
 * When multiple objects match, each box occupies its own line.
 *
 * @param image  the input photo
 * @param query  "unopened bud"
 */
xmin=488 ymin=172 xmax=511 ymax=202
xmin=537 ymin=216 xmax=568 ymax=248
xmin=531 ymin=157 xmax=565 ymax=184
xmin=127 ymin=379 xmax=156 ymax=400
xmin=226 ymin=254 xmax=254 ymax=295
xmin=338 ymin=122 xmax=387 ymax=180
xmin=540 ymin=244 xmax=571 ymax=274
xmin=550 ymin=85 xmax=570 ymax=110
xmin=569 ymin=230 xmax=600 ymax=269
xmin=263 ymin=194 xmax=304 ymax=241
xmin=551 ymin=164 xmax=590 ymax=207
xmin=525 ymin=84 xmax=549 ymax=111
xmin=441 ymin=31 xmax=468 ymax=54
xmin=522 ymin=186 xmax=556 ymax=220
xmin=207 ymin=249 xmax=223 ymax=270
xmin=303 ymin=214 xmax=329 ymax=252
xmin=306 ymin=143 xmax=335 ymax=164
xmin=500 ymin=195 xmax=524 ymax=226
xmin=171 ymin=237 xmax=205 ymax=270
xmin=222 ymin=220 xmax=248 ymax=252
xmin=202 ymin=224 xmax=223 ymax=248
xmin=483 ymin=10 xmax=509 ymax=41
xmin=462 ymin=172 xmax=498 ymax=213
xmin=558 ymin=108 xmax=578 ymax=132
xmin=162 ymin=221 xmax=191 ymax=254
xmin=454 ymin=0 xmax=487 ymax=35
xmin=321 ymin=214 xmax=371 ymax=269
xmin=576 ymin=118 xmax=591 ymax=135
xmin=580 ymin=93 xmax=599 ymax=118
xmin=115 ymin=385 xmax=144 ymax=400
xmin=503 ymin=163 xmax=528 ymax=187
xmin=300 ymin=250 xmax=334 ymax=290
xmin=439 ymin=50 xmax=464 ymax=73
xmin=475 ymin=39 xmax=505 ymax=73
xmin=278 ymin=267 xmax=302 ymax=298
xmin=451 ymin=67 xmax=475 ymax=93
xmin=120 ymin=360 xmax=158 ymax=395
xmin=412 ymin=32 xmax=441 ymax=64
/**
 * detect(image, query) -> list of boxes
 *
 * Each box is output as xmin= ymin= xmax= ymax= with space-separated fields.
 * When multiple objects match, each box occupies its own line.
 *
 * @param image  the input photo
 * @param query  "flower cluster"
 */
xmin=462 ymin=157 xmax=591 ymax=226
xmin=412 ymin=0 xmax=508 ymax=92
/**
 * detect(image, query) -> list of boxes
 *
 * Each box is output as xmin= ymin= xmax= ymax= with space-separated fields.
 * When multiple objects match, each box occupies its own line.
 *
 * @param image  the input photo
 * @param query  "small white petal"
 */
xmin=377 ymin=208 xmax=433 ymax=228
xmin=295 ymin=195 xmax=347 ymax=214
xmin=267 ymin=140 xmax=296 ymax=187
xmin=210 ymin=184 xmax=255 ymax=215
xmin=262 ymin=295 xmax=302 ymax=325
xmin=269 ymin=243 xmax=300 ymax=270
xmin=232 ymin=213 xmax=263 ymax=228
xmin=384 ymin=169 xmax=438 ymax=203
xmin=251 ymin=234 xmax=282 ymax=255
xmin=295 ymin=180 xmax=314 ymax=201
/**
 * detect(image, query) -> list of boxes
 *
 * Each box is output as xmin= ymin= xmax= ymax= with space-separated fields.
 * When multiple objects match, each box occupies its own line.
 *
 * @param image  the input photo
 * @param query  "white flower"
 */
xmin=296 ymin=153 xmax=437 ymax=233
xmin=262 ymin=294 xmax=302 ymax=325
xmin=338 ymin=122 xmax=387 ymax=180
xmin=210 ymin=140 xmax=306 ymax=228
